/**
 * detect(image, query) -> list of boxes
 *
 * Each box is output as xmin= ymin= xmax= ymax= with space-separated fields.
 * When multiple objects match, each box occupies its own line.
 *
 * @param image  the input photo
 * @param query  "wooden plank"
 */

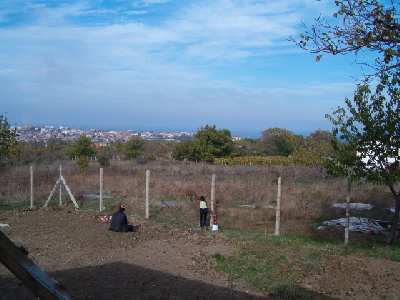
xmin=60 ymin=176 xmax=79 ymax=209
xmin=44 ymin=179 xmax=60 ymax=208
xmin=0 ymin=230 xmax=72 ymax=300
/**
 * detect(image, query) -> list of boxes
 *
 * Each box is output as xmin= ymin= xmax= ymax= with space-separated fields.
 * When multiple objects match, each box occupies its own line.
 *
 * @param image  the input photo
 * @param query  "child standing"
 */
xmin=199 ymin=196 xmax=208 ymax=228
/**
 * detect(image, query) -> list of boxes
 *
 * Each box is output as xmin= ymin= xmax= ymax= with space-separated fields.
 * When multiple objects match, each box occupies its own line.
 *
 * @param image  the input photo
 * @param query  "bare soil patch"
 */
xmin=1 ymin=209 xmax=399 ymax=299
xmin=0 ymin=209 xmax=267 ymax=299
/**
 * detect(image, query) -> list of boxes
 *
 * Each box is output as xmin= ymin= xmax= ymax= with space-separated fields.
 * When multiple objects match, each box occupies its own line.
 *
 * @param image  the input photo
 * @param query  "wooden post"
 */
xmin=30 ymin=165 xmax=34 ymax=209
xmin=0 ymin=231 xmax=73 ymax=300
xmin=345 ymin=177 xmax=351 ymax=245
xmin=60 ymin=177 xmax=79 ymax=209
xmin=145 ymin=170 xmax=150 ymax=219
xmin=59 ymin=165 xmax=62 ymax=206
xmin=99 ymin=168 xmax=104 ymax=212
xmin=274 ymin=176 xmax=281 ymax=236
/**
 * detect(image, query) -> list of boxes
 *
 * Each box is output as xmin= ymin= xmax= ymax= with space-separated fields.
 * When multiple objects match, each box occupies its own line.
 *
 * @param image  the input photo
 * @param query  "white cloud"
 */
xmin=0 ymin=0 xmax=350 ymax=131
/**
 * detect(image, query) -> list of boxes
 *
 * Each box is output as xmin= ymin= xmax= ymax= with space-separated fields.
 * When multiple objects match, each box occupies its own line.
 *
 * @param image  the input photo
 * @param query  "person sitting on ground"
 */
xmin=199 ymin=196 xmax=208 ymax=228
xmin=109 ymin=203 xmax=134 ymax=232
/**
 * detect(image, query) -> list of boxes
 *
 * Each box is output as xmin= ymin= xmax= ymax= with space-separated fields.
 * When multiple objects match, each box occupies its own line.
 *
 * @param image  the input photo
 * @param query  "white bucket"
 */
xmin=212 ymin=224 xmax=219 ymax=231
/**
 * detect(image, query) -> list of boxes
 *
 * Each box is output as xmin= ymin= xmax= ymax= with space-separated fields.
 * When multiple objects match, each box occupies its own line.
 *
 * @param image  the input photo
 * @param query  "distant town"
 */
xmin=14 ymin=125 xmax=243 ymax=144
xmin=14 ymin=125 xmax=196 ymax=144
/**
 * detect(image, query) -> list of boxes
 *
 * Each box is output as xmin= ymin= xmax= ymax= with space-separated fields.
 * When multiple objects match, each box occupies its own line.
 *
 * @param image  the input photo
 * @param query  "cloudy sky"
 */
xmin=0 ymin=0 xmax=364 ymax=136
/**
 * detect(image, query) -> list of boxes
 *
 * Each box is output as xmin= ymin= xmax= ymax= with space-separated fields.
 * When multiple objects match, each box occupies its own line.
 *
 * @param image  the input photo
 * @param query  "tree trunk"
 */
xmin=388 ymin=184 xmax=400 ymax=244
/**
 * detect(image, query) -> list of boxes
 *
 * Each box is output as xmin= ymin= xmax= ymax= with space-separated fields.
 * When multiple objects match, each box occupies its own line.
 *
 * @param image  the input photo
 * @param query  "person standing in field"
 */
xmin=199 ymin=196 xmax=208 ymax=228
xmin=109 ymin=203 xmax=134 ymax=232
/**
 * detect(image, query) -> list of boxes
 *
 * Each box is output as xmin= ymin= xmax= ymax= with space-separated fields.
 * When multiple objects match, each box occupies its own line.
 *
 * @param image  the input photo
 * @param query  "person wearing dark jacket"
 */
xmin=109 ymin=203 xmax=134 ymax=232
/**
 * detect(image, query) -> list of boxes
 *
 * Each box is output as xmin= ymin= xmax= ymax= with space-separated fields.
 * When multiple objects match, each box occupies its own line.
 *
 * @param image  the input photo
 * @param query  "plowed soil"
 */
xmin=0 ymin=209 xmax=399 ymax=300
xmin=0 ymin=209 xmax=268 ymax=300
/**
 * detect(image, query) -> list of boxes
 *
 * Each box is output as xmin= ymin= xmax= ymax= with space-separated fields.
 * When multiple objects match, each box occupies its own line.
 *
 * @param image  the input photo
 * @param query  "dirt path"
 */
xmin=0 ymin=209 xmax=268 ymax=299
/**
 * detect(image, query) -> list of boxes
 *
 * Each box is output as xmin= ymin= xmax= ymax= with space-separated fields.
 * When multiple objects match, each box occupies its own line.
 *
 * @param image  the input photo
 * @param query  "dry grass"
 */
xmin=0 ymin=160 xmax=393 ymax=232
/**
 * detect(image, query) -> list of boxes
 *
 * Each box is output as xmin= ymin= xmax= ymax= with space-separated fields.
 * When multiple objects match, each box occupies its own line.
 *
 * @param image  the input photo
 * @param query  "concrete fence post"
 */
xmin=145 ymin=170 xmax=150 ymax=219
xmin=210 ymin=174 xmax=216 ymax=226
xmin=99 ymin=168 xmax=104 ymax=212
xmin=274 ymin=176 xmax=282 ymax=236
xmin=30 ymin=165 xmax=34 ymax=209
xmin=59 ymin=165 xmax=62 ymax=206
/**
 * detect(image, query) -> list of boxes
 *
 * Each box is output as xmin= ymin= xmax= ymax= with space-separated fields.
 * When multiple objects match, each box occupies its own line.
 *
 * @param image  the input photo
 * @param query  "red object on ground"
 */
xmin=98 ymin=215 xmax=112 ymax=224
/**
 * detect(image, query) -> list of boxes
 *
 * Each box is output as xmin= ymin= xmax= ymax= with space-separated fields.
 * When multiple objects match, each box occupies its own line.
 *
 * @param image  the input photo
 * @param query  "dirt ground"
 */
xmin=0 ymin=209 xmax=399 ymax=300
xmin=0 ymin=208 xmax=272 ymax=300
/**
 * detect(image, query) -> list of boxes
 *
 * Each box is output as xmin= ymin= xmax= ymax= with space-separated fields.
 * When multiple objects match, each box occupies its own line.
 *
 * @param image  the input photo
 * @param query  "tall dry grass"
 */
xmin=0 ymin=160 xmax=393 ymax=232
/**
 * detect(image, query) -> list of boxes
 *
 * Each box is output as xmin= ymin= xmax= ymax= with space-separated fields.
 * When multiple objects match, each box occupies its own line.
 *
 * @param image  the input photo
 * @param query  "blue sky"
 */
xmin=0 ymin=0 xmax=366 ymax=137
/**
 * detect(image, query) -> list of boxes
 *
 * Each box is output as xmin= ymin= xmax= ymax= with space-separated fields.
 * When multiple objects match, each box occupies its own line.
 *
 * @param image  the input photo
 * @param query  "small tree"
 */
xmin=172 ymin=125 xmax=233 ymax=162
xmin=327 ymin=70 xmax=400 ymax=244
xmin=259 ymin=128 xmax=302 ymax=156
xmin=68 ymin=135 xmax=96 ymax=171
xmin=0 ymin=114 xmax=17 ymax=165
xmin=296 ymin=0 xmax=400 ymax=243
xmin=172 ymin=140 xmax=202 ymax=162
xmin=97 ymin=146 xmax=112 ymax=167
xmin=125 ymin=137 xmax=145 ymax=160
xmin=195 ymin=125 xmax=234 ymax=161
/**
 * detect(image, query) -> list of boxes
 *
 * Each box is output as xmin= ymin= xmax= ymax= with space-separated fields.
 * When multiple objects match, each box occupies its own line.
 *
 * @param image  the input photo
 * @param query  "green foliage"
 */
xmin=8 ymin=140 xmax=69 ymax=165
xmin=295 ymin=0 xmax=399 ymax=75
xmin=125 ymin=137 xmax=145 ymax=160
xmin=326 ymin=71 xmax=400 ymax=243
xmin=172 ymin=140 xmax=202 ymax=161
xmin=215 ymin=229 xmax=400 ymax=296
xmin=259 ymin=128 xmax=302 ymax=156
xmin=76 ymin=155 xmax=89 ymax=172
xmin=68 ymin=135 xmax=96 ymax=158
xmin=308 ymin=130 xmax=333 ymax=144
xmin=0 ymin=114 xmax=17 ymax=164
xmin=292 ymin=130 xmax=334 ymax=166
xmin=214 ymin=155 xmax=322 ymax=166
xmin=195 ymin=125 xmax=234 ymax=161
xmin=144 ymin=140 xmax=174 ymax=160
xmin=297 ymin=0 xmax=400 ymax=244
xmin=173 ymin=125 xmax=233 ymax=162
xmin=326 ymin=72 xmax=400 ymax=184
xmin=232 ymin=138 xmax=261 ymax=156
xmin=97 ymin=146 xmax=112 ymax=167
xmin=68 ymin=135 xmax=96 ymax=171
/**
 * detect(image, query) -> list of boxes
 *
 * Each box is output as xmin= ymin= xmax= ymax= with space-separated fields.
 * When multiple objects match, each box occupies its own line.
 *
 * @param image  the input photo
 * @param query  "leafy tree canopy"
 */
xmin=173 ymin=125 xmax=233 ymax=162
xmin=327 ymin=70 xmax=400 ymax=243
xmin=296 ymin=0 xmax=400 ymax=243
xmin=195 ymin=125 xmax=234 ymax=161
xmin=0 ymin=114 xmax=17 ymax=164
xmin=295 ymin=0 xmax=399 ymax=75
xmin=259 ymin=128 xmax=302 ymax=156
xmin=125 ymin=136 xmax=145 ymax=160
xmin=68 ymin=135 xmax=96 ymax=159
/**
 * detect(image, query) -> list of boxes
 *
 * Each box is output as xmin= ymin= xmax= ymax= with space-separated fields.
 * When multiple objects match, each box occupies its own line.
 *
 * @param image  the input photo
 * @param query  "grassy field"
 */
xmin=0 ymin=160 xmax=395 ymax=229
xmin=213 ymin=229 xmax=400 ymax=299
xmin=1 ymin=160 xmax=399 ymax=299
